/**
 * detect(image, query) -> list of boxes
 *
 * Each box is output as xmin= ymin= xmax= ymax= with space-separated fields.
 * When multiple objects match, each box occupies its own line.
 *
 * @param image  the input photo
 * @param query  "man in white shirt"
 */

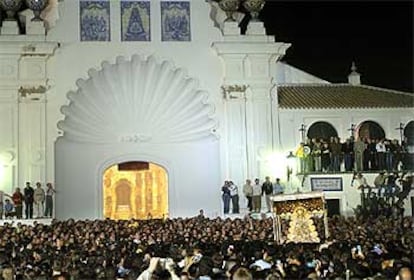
xmin=229 ymin=181 xmax=239 ymax=214
xmin=243 ymin=179 xmax=253 ymax=212
xmin=34 ymin=182 xmax=45 ymax=218
xmin=376 ymin=139 xmax=386 ymax=170
xmin=252 ymin=178 xmax=262 ymax=213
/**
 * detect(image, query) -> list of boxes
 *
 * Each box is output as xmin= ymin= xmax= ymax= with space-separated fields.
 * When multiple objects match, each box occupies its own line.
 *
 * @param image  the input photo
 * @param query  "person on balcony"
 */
xmin=342 ymin=138 xmax=354 ymax=172
xmin=312 ymin=141 xmax=322 ymax=172
xmin=330 ymin=137 xmax=342 ymax=172
xmin=354 ymin=137 xmax=366 ymax=172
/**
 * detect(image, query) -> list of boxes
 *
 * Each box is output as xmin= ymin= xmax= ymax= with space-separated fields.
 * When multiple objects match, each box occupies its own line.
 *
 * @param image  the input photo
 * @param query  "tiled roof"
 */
xmin=278 ymin=84 xmax=414 ymax=109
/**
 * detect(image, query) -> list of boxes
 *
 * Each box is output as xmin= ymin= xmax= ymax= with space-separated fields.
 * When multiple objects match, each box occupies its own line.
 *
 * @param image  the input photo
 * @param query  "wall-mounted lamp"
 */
xmin=286 ymin=151 xmax=296 ymax=182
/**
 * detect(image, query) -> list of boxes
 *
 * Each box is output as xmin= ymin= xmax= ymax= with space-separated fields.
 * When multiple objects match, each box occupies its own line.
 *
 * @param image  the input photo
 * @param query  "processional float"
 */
xmin=271 ymin=191 xmax=329 ymax=244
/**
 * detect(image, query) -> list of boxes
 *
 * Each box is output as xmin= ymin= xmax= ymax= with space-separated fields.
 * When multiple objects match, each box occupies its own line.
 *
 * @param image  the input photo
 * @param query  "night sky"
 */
xmin=257 ymin=1 xmax=413 ymax=92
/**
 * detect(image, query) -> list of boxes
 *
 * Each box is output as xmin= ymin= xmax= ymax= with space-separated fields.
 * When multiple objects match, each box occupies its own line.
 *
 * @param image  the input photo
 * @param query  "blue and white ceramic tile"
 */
xmin=80 ymin=0 xmax=111 ymax=41
xmin=161 ymin=1 xmax=191 ymax=42
xmin=121 ymin=1 xmax=151 ymax=41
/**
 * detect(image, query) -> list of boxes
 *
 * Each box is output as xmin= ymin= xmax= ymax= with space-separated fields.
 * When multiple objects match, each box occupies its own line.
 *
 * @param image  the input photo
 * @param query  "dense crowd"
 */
xmin=295 ymin=137 xmax=414 ymax=173
xmin=0 ymin=211 xmax=413 ymax=280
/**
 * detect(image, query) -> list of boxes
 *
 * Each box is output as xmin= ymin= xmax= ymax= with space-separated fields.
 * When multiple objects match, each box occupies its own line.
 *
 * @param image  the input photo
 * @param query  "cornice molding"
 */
xmin=0 ymin=40 xmax=59 ymax=55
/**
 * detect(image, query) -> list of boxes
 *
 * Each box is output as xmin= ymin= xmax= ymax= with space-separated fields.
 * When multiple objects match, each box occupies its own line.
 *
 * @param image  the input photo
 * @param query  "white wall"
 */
xmin=55 ymin=139 xmax=221 ymax=220
xmin=45 ymin=0 xmax=223 ymax=173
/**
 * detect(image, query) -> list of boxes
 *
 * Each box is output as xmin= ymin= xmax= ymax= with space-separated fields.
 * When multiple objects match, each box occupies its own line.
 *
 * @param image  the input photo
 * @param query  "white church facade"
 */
xmin=0 ymin=0 xmax=412 ymax=220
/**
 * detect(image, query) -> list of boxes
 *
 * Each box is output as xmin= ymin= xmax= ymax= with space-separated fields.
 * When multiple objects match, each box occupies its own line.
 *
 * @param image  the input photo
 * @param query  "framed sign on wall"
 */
xmin=311 ymin=177 xmax=343 ymax=192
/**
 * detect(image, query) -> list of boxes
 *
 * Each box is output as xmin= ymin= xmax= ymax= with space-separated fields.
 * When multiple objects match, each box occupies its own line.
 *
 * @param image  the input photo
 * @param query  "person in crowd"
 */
xmin=221 ymin=181 xmax=231 ymax=215
xmin=353 ymin=172 xmax=369 ymax=208
xmin=261 ymin=177 xmax=273 ymax=212
xmin=363 ymin=138 xmax=371 ymax=170
xmin=273 ymin=178 xmax=284 ymax=195
xmin=374 ymin=171 xmax=387 ymax=196
xmin=243 ymin=179 xmax=253 ymax=212
xmin=11 ymin=187 xmax=23 ymax=219
xmin=4 ymin=198 xmax=14 ymax=218
xmin=196 ymin=209 xmax=205 ymax=221
xmin=44 ymin=182 xmax=56 ymax=218
xmin=0 ymin=189 xmax=11 ymax=219
xmin=353 ymin=136 xmax=366 ymax=172
xmin=330 ymin=137 xmax=342 ymax=172
xmin=34 ymin=182 xmax=45 ymax=218
xmin=229 ymin=181 xmax=239 ymax=214
xmin=321 ymin=141 xmax=330 ymax=172
xmin=376 ymin=139 xmax=386 ymax=171
xmin=24 ymin=182 xmax=34 ymax=219
xmin=295 ymin=142 xmax=305 ymax=173
xmin=252 ymin=178 xmax=261 ymax=213
xmin=392 ymin=139 xmax=402 ymax=171
xmin=368 ymin=138 xmax=378 ymax=170
xmin=342 ymin=138 xmax=354 ymax=171
xmin=311 ymin=140 xmax=322 ymax=172
xmin=304 ymin=138 xmax=313 ymax=172
xmin=385 ymin=139 xmax=394 ymax=171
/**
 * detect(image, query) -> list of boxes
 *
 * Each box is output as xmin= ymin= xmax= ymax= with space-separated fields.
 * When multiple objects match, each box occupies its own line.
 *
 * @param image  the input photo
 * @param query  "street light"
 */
xmin=286 ymin=151 xmax=296 ymax=192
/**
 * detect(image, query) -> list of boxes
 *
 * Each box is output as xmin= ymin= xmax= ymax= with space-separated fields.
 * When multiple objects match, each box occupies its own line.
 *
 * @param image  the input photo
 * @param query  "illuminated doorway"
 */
xmin=103 ymin=161 xmax=168 ymax=220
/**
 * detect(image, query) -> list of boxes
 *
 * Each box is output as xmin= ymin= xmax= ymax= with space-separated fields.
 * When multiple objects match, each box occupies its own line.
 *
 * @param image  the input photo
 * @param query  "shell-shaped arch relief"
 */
xmin=58 ymin=55 xmax=218 ymax=144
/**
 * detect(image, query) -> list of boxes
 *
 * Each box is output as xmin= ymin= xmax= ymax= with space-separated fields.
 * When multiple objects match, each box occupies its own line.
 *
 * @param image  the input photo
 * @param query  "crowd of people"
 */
xmin=0 ymin=211 xmax=412 ymax=279
xmin=352 ymin=171 xmax=413 ymax=221
xmin=295 ymin=136 xmax=414 ymax=173
xmin=0 ymin=183 xmax=56 ymax=220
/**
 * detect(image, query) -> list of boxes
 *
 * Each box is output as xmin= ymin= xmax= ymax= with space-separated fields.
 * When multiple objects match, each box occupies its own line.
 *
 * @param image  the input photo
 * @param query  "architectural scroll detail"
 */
xmin=58 ymin=55 xmax=218 ymax=144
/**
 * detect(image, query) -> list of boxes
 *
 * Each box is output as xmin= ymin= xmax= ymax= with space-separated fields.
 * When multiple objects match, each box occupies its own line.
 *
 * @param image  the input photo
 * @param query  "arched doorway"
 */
xmin=307 ymin=121 xmax=338 ymax=141
xmin=404 ymin=121 xmax=414 ymax=145
xmin=103 ymin=161 xmax=168 ymax=220
xmin=357 ymin=121 xmax=385 ymax=140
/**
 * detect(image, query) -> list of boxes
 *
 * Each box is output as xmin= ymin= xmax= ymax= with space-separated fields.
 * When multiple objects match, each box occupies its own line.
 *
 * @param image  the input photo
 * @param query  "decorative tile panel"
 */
xmin=121 ymin=1 xmax=151 ymax=41
xmin=80 ymin=0 xmax=110 ymax=41
xmin=161 ymin=1 xmax=191 ymax=41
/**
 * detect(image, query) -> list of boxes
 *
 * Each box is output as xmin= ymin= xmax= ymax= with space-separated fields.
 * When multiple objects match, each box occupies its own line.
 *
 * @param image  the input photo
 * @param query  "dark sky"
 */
xmin=257 ymin=1 xmax=413 ymax=92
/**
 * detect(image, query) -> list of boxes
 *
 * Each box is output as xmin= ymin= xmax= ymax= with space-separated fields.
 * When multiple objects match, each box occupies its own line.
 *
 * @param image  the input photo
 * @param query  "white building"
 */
xmin=0 ymin=0 xmax=412 ymax=220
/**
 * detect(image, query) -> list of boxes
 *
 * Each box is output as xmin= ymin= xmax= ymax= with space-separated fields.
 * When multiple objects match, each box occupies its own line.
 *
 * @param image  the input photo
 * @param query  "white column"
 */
xmin=213 ymin=33 xmax=290 ymax=185
xmin=0 ymin=40 xmax=58 ymax=189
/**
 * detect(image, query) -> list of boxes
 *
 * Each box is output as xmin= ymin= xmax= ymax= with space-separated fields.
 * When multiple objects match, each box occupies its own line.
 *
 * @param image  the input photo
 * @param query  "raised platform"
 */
xmin=0 ymin=218 xmax=53 ymax=227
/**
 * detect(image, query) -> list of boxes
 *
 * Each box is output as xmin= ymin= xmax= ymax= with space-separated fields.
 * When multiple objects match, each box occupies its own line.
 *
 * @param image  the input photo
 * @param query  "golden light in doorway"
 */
xmin=103 ymin=162 xmax=168 ymax=220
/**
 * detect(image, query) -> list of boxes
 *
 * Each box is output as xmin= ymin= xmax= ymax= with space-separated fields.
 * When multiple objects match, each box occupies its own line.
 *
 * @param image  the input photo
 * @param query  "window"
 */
xmin=357 ymin=121 xmax=385 ymax=140
xmin=307 ymin=121 xmax=338 ymax=140
xmin=404 ymin=121 xmax=414 ymax=145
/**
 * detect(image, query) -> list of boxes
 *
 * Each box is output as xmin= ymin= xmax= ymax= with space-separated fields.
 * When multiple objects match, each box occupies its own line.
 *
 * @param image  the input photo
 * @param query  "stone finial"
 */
xmin=217 ymin=0 xmax=240 ymax=22
xmin=348 ymin=61 xmax=361 ymax=85
xmin=243 ymin=0 xmax=265 ymax=22
xmin=351 ymin=61 xmax=357 ymax=72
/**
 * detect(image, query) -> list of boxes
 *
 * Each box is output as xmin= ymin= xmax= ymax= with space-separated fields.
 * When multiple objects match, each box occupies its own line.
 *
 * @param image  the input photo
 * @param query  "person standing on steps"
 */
xmin=221 ymin=181 xmax=231 ymax=215
xmin=45 ymin=182 xmax=56 ymax=218
xmin=262 ymin=176 xmax=273 ymax=212
xmin=229 ymin=181 xmax=239 ymax=214
xmin=243 ymin=179 xmax=253 ymax=212
xmin=24 ymin=182 xmax=34 ymax=219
